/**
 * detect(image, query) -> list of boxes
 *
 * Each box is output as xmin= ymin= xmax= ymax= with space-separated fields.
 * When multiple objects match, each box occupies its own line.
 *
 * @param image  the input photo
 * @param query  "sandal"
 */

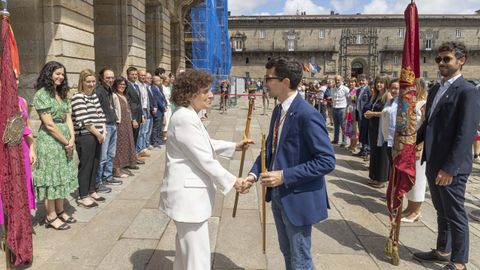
xmin=45 ymin=217 xmax=70 ymax=230
xmin=57 ymin=211 xmax=77 ymax=224
xmin=90 ymin=194 xmax=106 ymax=202
xmin=114 ymin=168 xmax=129 ymax=178
xmin=122 ymin=169 xmax=134 ymax=176
xmin=76 ymin=198 xmax=98 ymax=209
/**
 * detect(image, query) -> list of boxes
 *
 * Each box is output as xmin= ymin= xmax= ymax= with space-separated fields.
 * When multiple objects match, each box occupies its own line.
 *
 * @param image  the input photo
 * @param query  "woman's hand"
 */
xmin=234 ymin=178 xmax=253 ymax=194
xmin=364 ymin=110 xmax=373 ymax=119
xmin=65 ymin=141 xmax=74 ymax=159
xmin=97 ymin=133 xmax=105 ymax=144
xmin=29 ymin=147 xmax=36 ymax=166
xmin=235 ymin=139 xmax=254 ymax=151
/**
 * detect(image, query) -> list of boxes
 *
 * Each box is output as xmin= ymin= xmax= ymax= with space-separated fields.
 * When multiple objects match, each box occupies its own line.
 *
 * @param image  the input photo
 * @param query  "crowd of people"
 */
xmin=7 ymin=40 xmax=480 ymax=270
xmin=17 ymin=62 xmax=175 ymax=230
xmin=283 ymin=42 xmax=479 ymax=270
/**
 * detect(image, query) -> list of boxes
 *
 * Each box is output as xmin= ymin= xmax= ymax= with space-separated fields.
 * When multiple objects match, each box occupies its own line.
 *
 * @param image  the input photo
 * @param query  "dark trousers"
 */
xmin=151 ymin=116 xmax=163 ymax=147
xmin=133 ymin=124 xmax=140 ymax=146
xmin=426 ymin=170 xmax=469 ymax=264
xmin=76 ymin=134 xmax=102 ymax=197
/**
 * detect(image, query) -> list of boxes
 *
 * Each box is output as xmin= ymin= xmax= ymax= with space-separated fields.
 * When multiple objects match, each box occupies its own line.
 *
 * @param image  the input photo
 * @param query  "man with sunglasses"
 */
xmin=414 ymin=42 xmax=480 ymax=270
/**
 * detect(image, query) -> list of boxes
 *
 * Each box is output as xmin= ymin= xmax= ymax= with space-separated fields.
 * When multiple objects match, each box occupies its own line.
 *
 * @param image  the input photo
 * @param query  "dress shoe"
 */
xmin=413 ymin=249 xmax=450 ymax=264
xmin=140 ymin=152 xmax=151 ymax=157
xmin=331 ymin=140 xmax=339 ymax=144
xmin=96 ymin=184 xmax=112 ymax=194
xmin=105 ymin=178 xmax=123 ymax=186
xmin=401 ymin=212 xmax=421 ymax=223
xmin=126 ymin=165 xmax=139 ymax=170
xmin=352 ymin=152 xmax=363 ymax=157
xmin=368 ymin=180 xmax=386 ymax=188
xmin=444 ymin=263 xmax=467 ymax=270
xmin=469 ymin=209 xmax=480 ymax=222
xmin=136 ymin=160 xmax=145 ymax=165
xmin=136 ymin=155 xmax=145 ymax=161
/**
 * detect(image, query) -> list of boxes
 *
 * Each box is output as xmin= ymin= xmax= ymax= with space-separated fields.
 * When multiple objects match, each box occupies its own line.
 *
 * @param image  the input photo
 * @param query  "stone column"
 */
xmin=10 ymin=0 xmax=95 ymax=100
xmin=146 ymin=0 xmax=172 ymax=73
xmin=94 ymin=0 xmax=146 ymax=77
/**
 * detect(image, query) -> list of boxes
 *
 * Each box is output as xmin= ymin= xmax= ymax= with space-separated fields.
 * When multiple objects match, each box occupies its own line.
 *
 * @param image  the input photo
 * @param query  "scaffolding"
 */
xmin=190 ymin=0 xmax=231 ymax=87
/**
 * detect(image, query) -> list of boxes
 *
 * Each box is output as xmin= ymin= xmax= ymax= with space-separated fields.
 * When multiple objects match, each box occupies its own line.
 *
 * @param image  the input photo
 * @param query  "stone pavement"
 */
xmin=2 ymin=96 xmax=480 ymax=270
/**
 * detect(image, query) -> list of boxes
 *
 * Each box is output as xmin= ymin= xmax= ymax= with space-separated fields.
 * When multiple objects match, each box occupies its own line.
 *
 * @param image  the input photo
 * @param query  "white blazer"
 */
xmin=159 ymin=106 xmax=237 ymax=223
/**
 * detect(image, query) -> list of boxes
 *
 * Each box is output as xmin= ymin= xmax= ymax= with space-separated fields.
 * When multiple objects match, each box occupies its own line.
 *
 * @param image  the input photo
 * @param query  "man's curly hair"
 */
xmin=171 ymin=69 xmax=213 ymax=107
xmin=35 ymin=61 xmax=70 ymax=99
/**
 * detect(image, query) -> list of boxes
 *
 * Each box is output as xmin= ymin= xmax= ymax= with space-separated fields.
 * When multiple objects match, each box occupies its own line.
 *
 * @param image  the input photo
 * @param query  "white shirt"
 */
xmin=429 ymin=73 xmax=461 ymax=119
xmin=138 ymin=82 xmax=149 ymax=109
xmin=332 ymin=84 xmax=349 ymax=108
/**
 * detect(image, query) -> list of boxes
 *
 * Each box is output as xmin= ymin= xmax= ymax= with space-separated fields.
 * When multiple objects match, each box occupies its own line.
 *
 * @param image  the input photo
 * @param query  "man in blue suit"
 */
xmin=414 ymin=42 xmax=480 ymax=270
xmin=247 ymin=56 xmax=335 ymax=270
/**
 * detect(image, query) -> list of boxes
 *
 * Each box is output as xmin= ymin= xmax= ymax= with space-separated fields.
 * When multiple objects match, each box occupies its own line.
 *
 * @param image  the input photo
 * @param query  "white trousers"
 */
xmin=406 ymin=159 xmax=427 ymax=202
xmin=163 ymin=107 xmax=172 ymax=132
xmin=173 ymin=220 xmax=210 ymax=270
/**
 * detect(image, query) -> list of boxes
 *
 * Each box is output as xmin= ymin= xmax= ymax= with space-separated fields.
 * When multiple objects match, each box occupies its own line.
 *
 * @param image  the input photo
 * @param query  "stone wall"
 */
xmin=229 ymin=14 xmax=480 ymax=81
xmin=9 ymin=0 xmax=197 ymax=103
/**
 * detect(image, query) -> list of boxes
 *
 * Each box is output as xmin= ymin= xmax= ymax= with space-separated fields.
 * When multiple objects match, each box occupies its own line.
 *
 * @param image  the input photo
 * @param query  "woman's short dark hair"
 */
xmin=265 ymin=56 xmax=303 ymax=89
xmin=35 ymin=61 xmax=69 ymax=99
xmin=171 ymin=69 xmax=213 ymax=107
xmin=112 ymin=76 xmax=128 ymax=93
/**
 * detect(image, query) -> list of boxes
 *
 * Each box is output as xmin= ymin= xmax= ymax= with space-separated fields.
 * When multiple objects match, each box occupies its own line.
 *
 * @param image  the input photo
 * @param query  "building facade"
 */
xmin=229 ymin=12 xmax=480 ymax=81
xmin=10 ymin=0 xmax=202 ymax=101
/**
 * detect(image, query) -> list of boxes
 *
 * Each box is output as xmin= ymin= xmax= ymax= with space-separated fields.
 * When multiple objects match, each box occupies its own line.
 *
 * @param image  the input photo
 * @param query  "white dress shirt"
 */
xmin=429 ymin=73 xmax=461 ymax=119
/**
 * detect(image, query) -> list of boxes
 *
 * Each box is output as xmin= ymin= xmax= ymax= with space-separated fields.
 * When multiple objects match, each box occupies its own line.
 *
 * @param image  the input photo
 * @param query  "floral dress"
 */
xmin=33 ymin=88 xmax=78 ymax=200
xmin=345 ymin=88 xmax=358 ymax=138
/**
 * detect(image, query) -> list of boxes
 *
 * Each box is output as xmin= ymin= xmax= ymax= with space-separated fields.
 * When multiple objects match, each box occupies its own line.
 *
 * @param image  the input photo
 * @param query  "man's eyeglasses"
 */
xmin=435 ymin=52 xmax=465 ymax=64
xmin=264 ymin=76 xmax=284 ymax=82
xmin=434 ymin=56 xmax=455 ymax=64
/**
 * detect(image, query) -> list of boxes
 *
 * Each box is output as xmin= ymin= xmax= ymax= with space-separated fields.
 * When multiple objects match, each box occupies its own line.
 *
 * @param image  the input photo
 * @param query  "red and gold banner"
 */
xmin=385 ymin=1 xmax=419 ymax=265
xmin=0 ymin=16 xmax=33 ymax=266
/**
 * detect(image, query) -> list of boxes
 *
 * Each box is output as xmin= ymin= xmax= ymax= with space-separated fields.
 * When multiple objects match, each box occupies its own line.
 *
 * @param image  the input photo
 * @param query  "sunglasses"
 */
xmin=434 ymin=56 xmax=455 ymax=64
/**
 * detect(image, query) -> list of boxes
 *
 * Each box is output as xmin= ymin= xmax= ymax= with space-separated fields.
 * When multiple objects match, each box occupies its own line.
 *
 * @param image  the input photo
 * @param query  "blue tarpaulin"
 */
xmin=190 ymin=0 xmax=231 ymax=83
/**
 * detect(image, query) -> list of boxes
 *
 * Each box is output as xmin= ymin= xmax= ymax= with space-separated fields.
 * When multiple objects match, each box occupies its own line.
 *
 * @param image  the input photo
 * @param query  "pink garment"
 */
xmin=19 ymin=97 xmax=36 ymax=210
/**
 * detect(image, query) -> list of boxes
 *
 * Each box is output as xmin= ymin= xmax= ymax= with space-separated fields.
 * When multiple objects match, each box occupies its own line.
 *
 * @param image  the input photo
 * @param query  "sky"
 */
xmin=228 ymin=0 xmax=480 ymax=16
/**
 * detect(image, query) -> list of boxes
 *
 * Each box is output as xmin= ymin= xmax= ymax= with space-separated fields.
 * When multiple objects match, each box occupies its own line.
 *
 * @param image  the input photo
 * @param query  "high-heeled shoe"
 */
xmin=56 ymin=211 xmax=77 ymax=224
xmin=76 ymin=198 xmax=98 ymax=209
xmin=45 ymin=217 xmax=70 ymax=230
xmin=401 ymin=212 xmax=421 ymax=223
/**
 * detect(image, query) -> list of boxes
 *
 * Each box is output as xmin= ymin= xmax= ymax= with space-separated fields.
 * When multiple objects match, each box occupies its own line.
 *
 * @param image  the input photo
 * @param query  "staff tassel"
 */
xmin=232 ymin=98 xmax=255 ymax=217
xmin=260 ymin=134 xmax=267 ymax=253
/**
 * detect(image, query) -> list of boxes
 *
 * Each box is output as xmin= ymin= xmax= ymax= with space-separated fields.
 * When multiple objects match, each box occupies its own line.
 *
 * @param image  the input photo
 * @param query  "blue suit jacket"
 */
xmin=150 ymin=84 xmax=167 ymax=118
xmin=417 ymin=76 xmax=480 ymax=177
xmin=250 ymin=94 xmax=336 ymax=226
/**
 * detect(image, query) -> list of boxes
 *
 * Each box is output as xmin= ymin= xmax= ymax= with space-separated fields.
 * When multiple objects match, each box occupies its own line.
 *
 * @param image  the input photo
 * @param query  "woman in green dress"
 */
xmin=33 ymin=61 xmax=79 ymax=230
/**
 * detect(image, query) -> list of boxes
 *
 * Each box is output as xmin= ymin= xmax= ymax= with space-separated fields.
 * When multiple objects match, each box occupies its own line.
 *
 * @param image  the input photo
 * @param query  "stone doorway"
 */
xmin=351 ymin=61 xmax=364 ymax=78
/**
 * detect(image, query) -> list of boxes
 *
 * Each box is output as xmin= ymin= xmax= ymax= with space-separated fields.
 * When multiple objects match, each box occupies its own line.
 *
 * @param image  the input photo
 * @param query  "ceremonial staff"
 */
xmin=260 ymin=134 xmax=267 ymax=253
xmin=232 ymin=98 xmax=255 ymax=217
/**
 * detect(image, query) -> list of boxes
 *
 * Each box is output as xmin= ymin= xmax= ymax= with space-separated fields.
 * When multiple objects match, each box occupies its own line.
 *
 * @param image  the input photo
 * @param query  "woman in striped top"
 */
xmin=71 ymin=69 xmax=107 ymax=208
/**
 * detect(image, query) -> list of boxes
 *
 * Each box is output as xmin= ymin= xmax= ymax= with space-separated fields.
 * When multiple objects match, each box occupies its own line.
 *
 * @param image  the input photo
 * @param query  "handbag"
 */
xmin=2 ymin=113 xmax=25 ymax=145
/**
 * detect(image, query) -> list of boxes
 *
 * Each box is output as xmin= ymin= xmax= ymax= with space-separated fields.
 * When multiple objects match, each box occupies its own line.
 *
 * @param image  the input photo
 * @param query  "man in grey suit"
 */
xmin=414 ymin=42 xmax=480 ymax=270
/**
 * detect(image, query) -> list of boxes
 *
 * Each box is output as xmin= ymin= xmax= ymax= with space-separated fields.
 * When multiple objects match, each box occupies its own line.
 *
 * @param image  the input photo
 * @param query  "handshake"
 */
xmin=233 ymin=170 xmax=284 ymax=194
xmin=234 ymin=176 xmax=256 ymax=194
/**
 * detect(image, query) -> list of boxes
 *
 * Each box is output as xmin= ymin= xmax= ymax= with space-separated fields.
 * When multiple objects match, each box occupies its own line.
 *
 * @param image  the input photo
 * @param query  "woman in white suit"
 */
xmin=160 ymin=69 xmax=252 ymax=270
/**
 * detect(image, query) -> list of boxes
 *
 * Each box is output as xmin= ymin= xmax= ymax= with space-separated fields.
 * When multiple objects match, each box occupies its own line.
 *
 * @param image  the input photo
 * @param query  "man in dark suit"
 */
xmin=414 ymin=42 xmax=480 ymax=270
xmin=125 ymin=66 xmax=144 ymax=164
xmin=247 ymin=56 xmax=336 ymax=270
